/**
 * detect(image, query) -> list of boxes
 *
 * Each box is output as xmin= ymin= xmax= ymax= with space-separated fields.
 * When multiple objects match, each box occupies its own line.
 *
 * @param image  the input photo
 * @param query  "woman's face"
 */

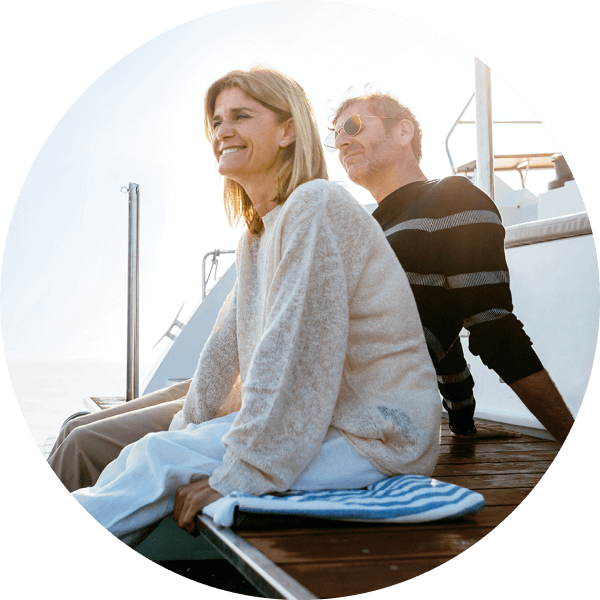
xmin=211 ymin=87 xmax=289 ymax=189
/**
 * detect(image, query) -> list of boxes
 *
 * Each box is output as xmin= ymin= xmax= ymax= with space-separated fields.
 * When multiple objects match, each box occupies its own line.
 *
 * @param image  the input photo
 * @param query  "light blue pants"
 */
xmin=73 ymin=412 xmax=385 ymax=545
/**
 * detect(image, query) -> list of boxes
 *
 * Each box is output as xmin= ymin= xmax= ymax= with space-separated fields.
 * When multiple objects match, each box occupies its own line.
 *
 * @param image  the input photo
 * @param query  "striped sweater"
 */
xmin=372 ymin=177 xmax=543 ymax=431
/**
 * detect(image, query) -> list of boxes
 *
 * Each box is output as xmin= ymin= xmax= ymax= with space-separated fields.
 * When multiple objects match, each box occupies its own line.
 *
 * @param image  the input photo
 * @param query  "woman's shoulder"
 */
xmin=283 ymin=179 xmax=369 ymax=223
xmin=287 ymin=179 xmax=347 ymax=205
xmin=278 ymin=180 xmax=383 ymax=254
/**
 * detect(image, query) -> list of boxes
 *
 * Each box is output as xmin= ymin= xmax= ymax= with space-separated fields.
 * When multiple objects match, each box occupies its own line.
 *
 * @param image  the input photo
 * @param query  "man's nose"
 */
xmin=335 ymin=130 xmax=351 ymax=150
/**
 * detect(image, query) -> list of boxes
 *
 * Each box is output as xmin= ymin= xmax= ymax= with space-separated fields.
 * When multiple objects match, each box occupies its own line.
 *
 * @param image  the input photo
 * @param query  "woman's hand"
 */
xmin=173 ymin=478 xmax=223 ymax=534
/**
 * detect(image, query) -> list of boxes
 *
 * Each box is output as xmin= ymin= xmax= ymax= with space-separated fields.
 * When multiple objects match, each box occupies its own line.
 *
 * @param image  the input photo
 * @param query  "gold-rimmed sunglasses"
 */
xmin=324 ymin=115 xmax=393 ymax=152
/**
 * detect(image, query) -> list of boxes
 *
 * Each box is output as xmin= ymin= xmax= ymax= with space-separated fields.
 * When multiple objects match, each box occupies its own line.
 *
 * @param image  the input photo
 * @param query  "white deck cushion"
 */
xmin=504 ymin=211 xmax=591 ymax=249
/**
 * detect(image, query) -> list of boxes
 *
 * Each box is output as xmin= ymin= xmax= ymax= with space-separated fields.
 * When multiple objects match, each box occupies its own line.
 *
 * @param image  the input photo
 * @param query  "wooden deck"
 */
xmin=196 ymin=417 xmax=561 ymax=598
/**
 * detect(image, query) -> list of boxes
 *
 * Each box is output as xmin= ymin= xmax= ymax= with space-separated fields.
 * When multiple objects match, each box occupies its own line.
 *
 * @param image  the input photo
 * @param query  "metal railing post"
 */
xmin=126 ymin=183 xmax=140 ymax=401
xmin=475 ymin=58 xmax=495 ymax=201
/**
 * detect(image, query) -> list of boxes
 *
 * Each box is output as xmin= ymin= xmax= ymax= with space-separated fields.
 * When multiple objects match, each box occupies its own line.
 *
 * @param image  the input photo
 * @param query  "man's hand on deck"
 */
xmin=451 ymin=423 xmax=522 ymax=439
xmin=174 ymin=478 xmax=223 ymax=534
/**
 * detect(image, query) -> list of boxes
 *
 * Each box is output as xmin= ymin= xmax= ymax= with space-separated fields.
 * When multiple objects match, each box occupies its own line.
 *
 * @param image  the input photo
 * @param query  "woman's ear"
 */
xmin=280 ymin=118 xmax=296 ymax=148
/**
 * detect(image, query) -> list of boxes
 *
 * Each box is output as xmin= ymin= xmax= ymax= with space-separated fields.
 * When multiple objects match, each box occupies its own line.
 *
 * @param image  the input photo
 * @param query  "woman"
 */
xmin=51 ymin=67 xmax=441 ymax=546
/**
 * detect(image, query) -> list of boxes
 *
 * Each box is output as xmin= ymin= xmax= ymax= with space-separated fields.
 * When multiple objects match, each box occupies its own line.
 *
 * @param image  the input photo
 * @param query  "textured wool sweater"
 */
xmin=372 ymin=177 xmax=543 ymax=426
xmin=170 ymin=179 xmax=441 ymax=497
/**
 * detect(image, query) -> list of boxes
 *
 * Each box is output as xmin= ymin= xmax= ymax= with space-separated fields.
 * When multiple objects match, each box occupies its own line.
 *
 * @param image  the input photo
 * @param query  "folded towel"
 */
xmin=203 ymin=474 xmax=485 ymax=527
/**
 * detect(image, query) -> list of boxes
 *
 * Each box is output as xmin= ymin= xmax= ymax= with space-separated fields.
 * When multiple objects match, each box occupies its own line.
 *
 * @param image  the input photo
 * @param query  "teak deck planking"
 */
xmin=196 ymin=417 xmax=561 ymax=598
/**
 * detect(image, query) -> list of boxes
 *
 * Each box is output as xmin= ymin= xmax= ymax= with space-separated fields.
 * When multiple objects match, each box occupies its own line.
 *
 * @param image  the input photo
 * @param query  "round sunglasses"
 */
xmin=324 ymin=115 xmax=392 ymax=152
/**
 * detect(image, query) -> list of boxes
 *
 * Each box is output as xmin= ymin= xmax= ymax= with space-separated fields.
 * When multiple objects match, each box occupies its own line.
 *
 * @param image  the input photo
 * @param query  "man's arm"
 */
xmin=509 ymin=369 xmax=574 ymax=444
xmin=453 ymin=369 xmax=574 ymax=442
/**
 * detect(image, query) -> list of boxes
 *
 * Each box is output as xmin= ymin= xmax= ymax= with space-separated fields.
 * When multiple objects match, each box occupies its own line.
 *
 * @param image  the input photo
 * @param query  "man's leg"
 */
xmin=435 ymin=342 xmax=477 ymax=435
xmin=438 ymin=342 xmax=521 ymax=439
xmin=48 ymin=380 xmax=191 ymax=491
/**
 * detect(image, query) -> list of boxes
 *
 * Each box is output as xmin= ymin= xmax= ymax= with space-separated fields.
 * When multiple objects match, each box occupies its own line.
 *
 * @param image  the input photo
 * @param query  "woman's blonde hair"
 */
xmin=205 ymin=67 xmax=328 ymax=234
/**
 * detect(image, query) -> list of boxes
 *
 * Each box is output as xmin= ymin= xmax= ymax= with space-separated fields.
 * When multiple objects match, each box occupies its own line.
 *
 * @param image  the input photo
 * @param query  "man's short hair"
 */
xmin=331 ymin=90 xmax=423 ymax=163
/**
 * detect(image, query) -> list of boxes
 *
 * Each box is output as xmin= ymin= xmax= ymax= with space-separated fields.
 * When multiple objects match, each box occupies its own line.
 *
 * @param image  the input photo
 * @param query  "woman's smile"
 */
xmin=218 ymin=145 xmax=246 ymax=164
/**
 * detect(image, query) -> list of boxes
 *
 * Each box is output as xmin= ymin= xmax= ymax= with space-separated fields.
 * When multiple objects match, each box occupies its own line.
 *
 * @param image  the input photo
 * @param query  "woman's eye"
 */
xmin=212 ymin=114 xmax=248 ymax=130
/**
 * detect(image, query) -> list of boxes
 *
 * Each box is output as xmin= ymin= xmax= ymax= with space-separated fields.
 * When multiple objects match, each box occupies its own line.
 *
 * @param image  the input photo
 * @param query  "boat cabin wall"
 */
xmin=537 ymin=180 xmax=586 ymax=220
xmin=472 ymin=172 xmax=586 ymax=227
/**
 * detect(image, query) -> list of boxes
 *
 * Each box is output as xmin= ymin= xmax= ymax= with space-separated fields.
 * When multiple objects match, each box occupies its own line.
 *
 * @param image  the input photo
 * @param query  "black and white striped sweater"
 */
xmin=372 ymin=176 xmax=543 ymax=431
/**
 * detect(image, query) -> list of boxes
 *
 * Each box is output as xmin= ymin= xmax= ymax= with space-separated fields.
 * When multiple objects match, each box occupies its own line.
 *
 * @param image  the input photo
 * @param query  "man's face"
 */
xmin=335 ymin=100 xmax=402 ymax=187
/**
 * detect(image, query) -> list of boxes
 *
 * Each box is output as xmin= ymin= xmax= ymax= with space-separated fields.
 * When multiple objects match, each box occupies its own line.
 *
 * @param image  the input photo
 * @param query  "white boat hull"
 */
xmin=142 ymin=266 xmax=237 ymax=395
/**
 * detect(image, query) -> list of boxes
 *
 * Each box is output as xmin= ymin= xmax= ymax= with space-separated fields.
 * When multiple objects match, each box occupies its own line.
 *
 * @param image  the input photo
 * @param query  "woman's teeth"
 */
xmin=222 ymin=147 xmax=242 ymax=155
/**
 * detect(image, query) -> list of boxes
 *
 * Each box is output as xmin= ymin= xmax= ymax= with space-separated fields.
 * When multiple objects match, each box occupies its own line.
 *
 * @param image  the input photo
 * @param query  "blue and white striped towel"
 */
xmin=203 ymin=475 xmax=485 ymax=527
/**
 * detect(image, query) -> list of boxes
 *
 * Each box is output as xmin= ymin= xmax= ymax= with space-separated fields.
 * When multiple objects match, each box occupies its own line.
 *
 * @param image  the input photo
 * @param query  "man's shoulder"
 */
xmin=420 ymin=176 xmax=498 ymax=215
xmin=378 ymin=177 xmax=498 ymax=224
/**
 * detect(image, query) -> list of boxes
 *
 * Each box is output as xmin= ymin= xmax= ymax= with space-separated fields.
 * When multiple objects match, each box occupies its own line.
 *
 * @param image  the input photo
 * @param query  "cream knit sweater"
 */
xmin=169 ymin=180 xmax=441 ymax=497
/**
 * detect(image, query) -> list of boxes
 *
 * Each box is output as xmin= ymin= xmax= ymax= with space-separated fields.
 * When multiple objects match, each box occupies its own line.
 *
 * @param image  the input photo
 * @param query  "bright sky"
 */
xmin=0 ymin=0 xmax=561 ymax=373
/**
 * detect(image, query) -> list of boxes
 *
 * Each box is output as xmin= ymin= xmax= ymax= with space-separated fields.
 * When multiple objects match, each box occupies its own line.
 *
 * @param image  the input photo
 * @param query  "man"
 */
xmin=328 ymin=92 xmax=574 ymax=443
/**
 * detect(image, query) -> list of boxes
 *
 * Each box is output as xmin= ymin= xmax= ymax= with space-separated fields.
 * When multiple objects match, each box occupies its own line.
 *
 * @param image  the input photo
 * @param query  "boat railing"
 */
xmin=150 ymin=249 xmax=236 ymax=351
xmin=202 ymin=249 xmax=235 ymax=299
xmin=445 ymin=92 xmax=543 ymax=183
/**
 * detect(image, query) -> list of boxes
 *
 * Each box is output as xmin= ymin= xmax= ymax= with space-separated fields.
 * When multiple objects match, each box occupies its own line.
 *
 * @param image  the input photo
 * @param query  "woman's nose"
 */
xmin=216 ymin=120 xmax=234 ymax=139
